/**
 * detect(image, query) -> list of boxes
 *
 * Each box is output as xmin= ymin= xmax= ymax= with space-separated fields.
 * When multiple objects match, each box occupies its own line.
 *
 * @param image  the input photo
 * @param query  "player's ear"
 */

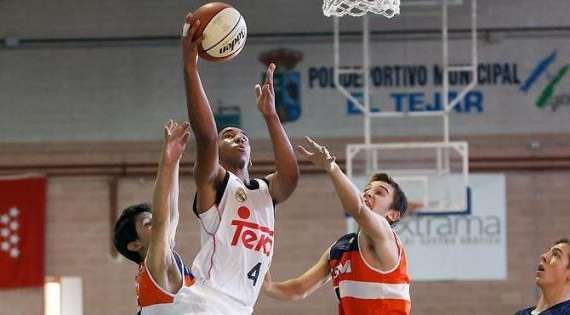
xmin=127 ymin=240 xmax=143 ymax=252
xmin=386 ymin=210 xmax=401 ymax=223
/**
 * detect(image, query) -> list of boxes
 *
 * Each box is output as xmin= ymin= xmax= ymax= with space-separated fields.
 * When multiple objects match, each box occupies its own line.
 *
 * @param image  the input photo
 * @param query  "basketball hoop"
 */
xmin=323 ymin=0 xmax=400 ymax=18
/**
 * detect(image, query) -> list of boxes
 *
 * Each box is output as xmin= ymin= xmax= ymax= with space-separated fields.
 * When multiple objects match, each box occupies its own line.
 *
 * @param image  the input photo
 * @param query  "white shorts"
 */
xmin=172 ymin=283 xmax=253 ymax=315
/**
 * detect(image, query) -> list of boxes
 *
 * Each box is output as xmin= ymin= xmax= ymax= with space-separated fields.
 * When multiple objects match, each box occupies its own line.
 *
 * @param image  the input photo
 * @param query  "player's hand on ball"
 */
xmin=297 ymin=137 xmax=336 ymax=172
xmin=255 ymin=63 xmax=277 ymax=117
xmin=181 ymin=13 xmax=204 ymax=68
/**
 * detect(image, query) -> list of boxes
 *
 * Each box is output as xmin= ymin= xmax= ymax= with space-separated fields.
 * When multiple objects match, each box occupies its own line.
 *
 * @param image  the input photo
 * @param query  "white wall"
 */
xmin=1 ymin=0 xmax=569 ymax=142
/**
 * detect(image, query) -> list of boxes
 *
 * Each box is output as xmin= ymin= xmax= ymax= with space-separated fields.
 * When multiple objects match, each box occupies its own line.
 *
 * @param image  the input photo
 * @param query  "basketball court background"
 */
xmin=1 ymin=0 xmax=570 ymax=314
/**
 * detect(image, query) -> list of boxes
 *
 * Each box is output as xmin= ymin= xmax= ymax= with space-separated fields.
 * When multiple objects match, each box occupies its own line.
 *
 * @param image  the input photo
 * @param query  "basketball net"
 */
xmin=323 ymin=0 xmax=400 ymax=18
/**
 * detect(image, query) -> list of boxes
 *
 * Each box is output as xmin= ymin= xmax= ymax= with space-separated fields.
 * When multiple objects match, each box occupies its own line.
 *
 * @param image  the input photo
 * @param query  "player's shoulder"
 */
xmin=550 ymin=300 xmax=570 ymax=314
xmin=518 ymin=300 xmax=570 ymax=315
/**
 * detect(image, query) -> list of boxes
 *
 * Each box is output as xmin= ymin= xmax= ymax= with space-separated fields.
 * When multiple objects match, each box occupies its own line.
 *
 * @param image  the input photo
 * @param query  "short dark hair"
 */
xmin=554 ymin=238 xmax=570 ymax=269
xmin=368 ymin=173 xmax=408 ymax=225
xmin=218 ymin=126 xmax=248 ymax=138
xmin=113 ymin=203 xmax=151 ymax=264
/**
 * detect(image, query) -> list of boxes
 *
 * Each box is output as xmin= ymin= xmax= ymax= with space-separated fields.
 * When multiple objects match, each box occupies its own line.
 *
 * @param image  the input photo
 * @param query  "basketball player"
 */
xmin=177 ymin=15 xmax=299 ymax=315
xmin=263 ymin=137 xmax=411 ymax=315
xmin=113 ymin=120 xmax=193 ymax=314
xmin=515 ymin=239 xmax=570 ymax=315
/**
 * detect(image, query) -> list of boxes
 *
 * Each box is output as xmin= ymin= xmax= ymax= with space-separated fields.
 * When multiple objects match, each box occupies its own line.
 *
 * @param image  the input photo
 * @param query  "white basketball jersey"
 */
xmin=188 ymin=171 xmax=274 ymax=314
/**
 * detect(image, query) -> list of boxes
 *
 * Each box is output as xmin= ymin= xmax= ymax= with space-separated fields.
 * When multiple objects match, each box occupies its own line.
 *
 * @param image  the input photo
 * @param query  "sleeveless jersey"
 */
xmin=329 ymin=232 xmax=411 ymax=315
xmin=515 ymin=300 xmax=570 ymax=315
xmin=136 ymin=252 xmax=194 ymax=315
xmin=186 ymin=171 xmax=275 ymax=314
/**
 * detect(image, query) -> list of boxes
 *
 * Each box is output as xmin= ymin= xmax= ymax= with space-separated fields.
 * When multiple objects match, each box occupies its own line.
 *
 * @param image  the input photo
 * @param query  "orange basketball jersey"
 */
xmin=329 ymin=232 xmax=411 ymax=315
xmin=136 ymin=252 xmax=194 ymax=314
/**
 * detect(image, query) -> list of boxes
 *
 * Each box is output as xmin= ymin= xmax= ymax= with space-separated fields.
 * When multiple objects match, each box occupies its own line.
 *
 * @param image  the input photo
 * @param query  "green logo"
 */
xmin=520 ymin=50 xmax=570 ymax=110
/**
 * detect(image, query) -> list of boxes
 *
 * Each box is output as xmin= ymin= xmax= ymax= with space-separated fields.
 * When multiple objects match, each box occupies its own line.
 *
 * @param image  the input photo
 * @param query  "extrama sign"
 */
xmin=398 ymin=214 xmax=501 ymax=245
xmin=307 ymin=63 xmax=521 ymax=115
xmin=396 ymin=174 xmax=506 ymax=281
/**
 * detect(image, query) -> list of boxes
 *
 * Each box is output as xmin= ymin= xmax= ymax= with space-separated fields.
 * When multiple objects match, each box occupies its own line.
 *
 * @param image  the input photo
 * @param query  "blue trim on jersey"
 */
xmin=329 ymin=233 xmax=359 ymax=261
xmin=173 ymin=251 xmax=193 ymax=278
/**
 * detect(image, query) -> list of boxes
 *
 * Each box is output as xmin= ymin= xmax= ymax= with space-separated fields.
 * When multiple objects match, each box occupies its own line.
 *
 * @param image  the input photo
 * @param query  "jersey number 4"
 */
xmin=247 ymin=262 xmax=262 ymax=286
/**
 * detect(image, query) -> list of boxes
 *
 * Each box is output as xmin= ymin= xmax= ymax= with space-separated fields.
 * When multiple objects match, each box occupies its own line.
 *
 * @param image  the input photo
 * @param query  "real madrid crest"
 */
xmin=235 ymin=188 xmax=247 ymax=202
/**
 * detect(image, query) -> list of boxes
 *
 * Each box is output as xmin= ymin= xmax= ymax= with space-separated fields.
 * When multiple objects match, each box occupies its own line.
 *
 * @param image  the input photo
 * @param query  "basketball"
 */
xmin=183 ymin=2 xmax=247 ymax=62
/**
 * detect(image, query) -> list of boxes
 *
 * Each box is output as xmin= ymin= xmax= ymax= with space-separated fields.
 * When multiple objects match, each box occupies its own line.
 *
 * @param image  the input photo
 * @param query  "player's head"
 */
xmin=536 ymin=238 xmax=570 ymax=290
xmin=362 ymin=173 xmax=407 ymax=226
xmin=218 ymin=126 xmax=251 ymax=170
xmin=113 ymin=203 xmax=153 ymax=264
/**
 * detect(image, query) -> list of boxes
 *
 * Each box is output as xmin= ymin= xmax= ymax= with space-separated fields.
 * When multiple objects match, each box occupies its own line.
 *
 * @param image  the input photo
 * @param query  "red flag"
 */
xmin=0 ymin=175 xmax=46 ymax=288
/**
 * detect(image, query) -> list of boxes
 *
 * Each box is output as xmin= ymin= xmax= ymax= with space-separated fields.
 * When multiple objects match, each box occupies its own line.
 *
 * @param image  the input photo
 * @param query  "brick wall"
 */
xmin=1 ymin=167 xmax=568 ymax=315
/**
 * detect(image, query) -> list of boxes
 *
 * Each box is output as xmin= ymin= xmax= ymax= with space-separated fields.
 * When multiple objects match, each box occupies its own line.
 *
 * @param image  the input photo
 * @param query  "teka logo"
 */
xmin=230 ymin=206 xmax=273 ymax=257
xmin=332 ymin=260 xmax=352 ymax=279
xmin=520 ymin=50 xmax=570 ymax=111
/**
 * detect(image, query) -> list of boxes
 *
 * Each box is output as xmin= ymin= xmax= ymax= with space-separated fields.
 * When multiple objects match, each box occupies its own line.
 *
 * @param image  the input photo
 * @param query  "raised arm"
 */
xmin=167 ymin=150 xmax=180 ymax=245
xmin=263 ymin=249 xmax=330 ymax=301
xmin=297 ymin=137 xmax=393 ymax=242
xmin=181 ymin=14 xmax=225 ymax=212
xmin=147 ymin=120 xmax=190 ymax=291
xmin=257 ymin=64 xmax=299 ymax=203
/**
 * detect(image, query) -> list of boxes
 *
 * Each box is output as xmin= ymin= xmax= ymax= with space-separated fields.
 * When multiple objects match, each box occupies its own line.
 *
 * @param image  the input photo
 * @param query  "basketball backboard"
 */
xmin=347 ymin=141 xmax=470 ymax=216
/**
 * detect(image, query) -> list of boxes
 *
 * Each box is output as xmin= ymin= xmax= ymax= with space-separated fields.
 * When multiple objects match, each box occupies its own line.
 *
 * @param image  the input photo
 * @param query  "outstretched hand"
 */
xmin=262 ymin=270 xmax=273 ymax=291
xmin=162 ymin=120 xmax=191 ymax=165
xmin=297 ymin=137 xmax=336 ymax=172
xmin=181 ymin=13 xmax=204 ymax=69
xmin=255 ymin=63 xmax=277 ymax=117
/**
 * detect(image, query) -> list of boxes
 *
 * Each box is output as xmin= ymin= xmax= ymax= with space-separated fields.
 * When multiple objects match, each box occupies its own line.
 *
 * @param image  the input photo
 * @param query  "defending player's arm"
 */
xmin=147 ymin=121 xmax=191 ymax=290
xmin=297 ymin=137 xmax=393 ymax=242
xmin=257 ymin=63 xmax=299 ymax=203
xmin=263 ymin=249 xmax=330 ymax=301
xmin=167 ymin=142 xmax=181 ymax=245
xmin=181 ymin=15 xmax=225 ymax=212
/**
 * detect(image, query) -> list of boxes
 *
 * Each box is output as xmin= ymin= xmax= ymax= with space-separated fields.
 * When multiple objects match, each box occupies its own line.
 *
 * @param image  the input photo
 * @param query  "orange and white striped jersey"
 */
xmin=328 ymin=232 xmax=411 ymax=315
xmin=135 ymin=251 xmax=194 ymax=315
